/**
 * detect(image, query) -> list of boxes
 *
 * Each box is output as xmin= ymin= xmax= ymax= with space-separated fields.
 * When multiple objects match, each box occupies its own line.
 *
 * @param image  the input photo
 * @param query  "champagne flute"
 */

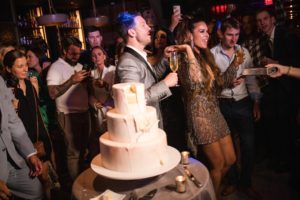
xmin=169 ymin=51 xmax=179 ymax=72
xmin=169 ymin=51 xmax=179 ymax=86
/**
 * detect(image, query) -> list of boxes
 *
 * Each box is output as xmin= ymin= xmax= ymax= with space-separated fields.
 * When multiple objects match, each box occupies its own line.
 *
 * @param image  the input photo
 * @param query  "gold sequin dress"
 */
xmin=178 ymin=56 xmax=237 ymax=154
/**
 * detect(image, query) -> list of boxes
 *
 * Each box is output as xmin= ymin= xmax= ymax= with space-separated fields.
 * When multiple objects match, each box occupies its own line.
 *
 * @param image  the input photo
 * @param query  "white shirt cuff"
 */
xmin=26 ymin=151 xmax=37 ymax=159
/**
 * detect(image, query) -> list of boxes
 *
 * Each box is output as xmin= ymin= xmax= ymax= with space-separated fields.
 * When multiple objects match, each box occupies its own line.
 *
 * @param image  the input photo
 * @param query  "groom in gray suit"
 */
xmin=0 ymin=76 xmax=43 ymax=199
xmin=116 ymin=12 xmax=178 ymax=127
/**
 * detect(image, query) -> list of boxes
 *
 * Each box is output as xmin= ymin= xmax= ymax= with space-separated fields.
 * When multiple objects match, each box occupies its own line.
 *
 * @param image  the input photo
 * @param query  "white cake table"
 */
xmin=72 ymin=158 xmax=216 ymax=200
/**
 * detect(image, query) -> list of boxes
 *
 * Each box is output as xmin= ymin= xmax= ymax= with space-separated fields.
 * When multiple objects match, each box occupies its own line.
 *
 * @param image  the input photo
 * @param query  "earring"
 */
xmin=190 ymin=40 xmax=194 ymax=49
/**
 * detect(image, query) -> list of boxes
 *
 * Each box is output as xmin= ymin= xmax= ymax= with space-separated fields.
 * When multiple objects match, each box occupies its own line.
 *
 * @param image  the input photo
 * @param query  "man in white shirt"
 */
xmin=47 ymin=36 xmax=90 ymax=181
xmin=115 ymin=12 xmax=178 ymax=128
xmin=211 ymin=17 xmax=262 ymax=199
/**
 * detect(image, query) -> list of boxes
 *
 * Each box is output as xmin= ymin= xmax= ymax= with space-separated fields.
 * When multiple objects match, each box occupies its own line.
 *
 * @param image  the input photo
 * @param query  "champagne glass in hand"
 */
xmin=169 ymin=51 xmax=179 ymax=86
xmin=170 ymin=51 xmax=179 ymax=72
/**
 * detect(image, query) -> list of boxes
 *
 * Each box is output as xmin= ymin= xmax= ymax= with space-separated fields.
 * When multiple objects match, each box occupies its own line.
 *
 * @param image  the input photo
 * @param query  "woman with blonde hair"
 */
xmin=174 ymin=14 xmax=242 ymax=193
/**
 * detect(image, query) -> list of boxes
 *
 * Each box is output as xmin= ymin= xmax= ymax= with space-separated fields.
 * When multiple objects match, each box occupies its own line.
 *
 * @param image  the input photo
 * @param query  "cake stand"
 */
xmin=91 ymin=146 xmax=180 ymax=180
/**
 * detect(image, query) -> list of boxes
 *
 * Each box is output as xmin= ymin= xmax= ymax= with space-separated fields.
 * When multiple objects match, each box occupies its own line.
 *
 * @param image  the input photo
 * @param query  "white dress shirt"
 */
xmin=211 ymin=44 xmax=262 ymax=101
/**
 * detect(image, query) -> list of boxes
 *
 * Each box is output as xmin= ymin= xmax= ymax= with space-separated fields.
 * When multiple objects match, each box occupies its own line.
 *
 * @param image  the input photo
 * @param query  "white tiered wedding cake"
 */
xmin=91 ymin=83 xmax=180 ymax=180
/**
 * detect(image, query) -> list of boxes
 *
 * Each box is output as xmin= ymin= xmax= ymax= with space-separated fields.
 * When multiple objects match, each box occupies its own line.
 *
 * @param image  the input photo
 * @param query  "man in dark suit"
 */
xmin=0 ymin=76 xmax=43 ymax=199
xmin=256 ymin=6 xmax=300 ymax=173
xmin=115 ymin=12 xmax=178 ymax=128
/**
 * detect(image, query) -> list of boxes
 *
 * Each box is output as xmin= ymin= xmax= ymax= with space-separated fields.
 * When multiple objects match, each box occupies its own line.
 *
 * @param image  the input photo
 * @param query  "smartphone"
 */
xmin=82 ymin=64 xmax=90 ymax=71
xmin=173 ymin=5 xmax=181 ymax=15
xmin=267 ymin=66 xmax=278 ymax=75
xmin=27 ymin=71 xmax=34 ymax=78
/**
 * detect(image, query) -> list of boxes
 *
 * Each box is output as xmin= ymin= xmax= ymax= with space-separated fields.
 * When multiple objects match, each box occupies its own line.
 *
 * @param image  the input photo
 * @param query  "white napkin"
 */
xmin=90 ymin=189 xmax=126 ymax=200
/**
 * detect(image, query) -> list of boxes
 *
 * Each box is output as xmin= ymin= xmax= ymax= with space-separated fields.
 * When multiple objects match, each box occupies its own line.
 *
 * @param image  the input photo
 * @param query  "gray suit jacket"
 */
xmin=0 ymin=76 xmax=36 ymax=181
xmin=116 ymin=47 xmax=172 ymax=128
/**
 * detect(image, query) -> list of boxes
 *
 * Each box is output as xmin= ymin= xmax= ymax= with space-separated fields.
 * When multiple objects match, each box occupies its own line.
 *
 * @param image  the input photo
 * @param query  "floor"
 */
xmin=219 ymin=160 xmax=300 ymax=200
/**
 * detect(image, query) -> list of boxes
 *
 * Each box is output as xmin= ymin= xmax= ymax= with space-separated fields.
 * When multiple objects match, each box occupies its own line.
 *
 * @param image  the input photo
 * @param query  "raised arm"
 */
xmin=221 ymin=49 xmax=244 ymax=88
xmin=117 ymin=57 xmax=172 ymax=104
xmin=169 ymin=11 xmax=181 ymax=32
xmin=221 ymin=63 xmax=239 ymax=88
xmin=174 ymin=44 xmax=204 ymax=83
xmin=48 ymin=70 xmax=89 ymax=99
xmin=266 ymin=63 xmax=300 ymax=79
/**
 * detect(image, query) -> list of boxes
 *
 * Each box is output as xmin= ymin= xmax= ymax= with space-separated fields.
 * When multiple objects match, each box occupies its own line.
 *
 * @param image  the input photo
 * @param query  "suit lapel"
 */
xmin=123 ymin=47 xmax=158 ymax=83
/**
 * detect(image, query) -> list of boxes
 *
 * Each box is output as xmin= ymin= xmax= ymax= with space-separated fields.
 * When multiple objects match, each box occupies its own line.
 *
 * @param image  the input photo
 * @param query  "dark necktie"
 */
xmin=268 ymin=38 xmax=274 ymax=58
xmin=263 ymin=35 xmax=273 ymax=59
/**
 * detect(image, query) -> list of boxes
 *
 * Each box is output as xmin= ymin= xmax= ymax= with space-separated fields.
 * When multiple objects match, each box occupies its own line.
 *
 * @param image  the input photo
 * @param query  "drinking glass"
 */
xmin=169 ymin=51 xmax=179 ymax=72
xmin=169 ymin=51 xmax=179 ymax=86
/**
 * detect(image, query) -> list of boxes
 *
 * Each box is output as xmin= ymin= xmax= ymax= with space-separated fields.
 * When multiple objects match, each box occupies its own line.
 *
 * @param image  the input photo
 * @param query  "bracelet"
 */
xmin=287 ymin=66 xmax=292 ymax=75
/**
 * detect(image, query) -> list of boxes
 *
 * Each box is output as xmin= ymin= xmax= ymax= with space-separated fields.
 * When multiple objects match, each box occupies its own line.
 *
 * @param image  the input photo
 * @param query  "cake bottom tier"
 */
xmin=99 ymin=129 xmax=168 ymax=172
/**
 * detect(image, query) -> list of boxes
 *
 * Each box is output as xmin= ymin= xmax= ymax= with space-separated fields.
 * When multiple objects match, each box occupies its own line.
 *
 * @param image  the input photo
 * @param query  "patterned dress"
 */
xmin=178 ymin=54 xmax=237 ymax=154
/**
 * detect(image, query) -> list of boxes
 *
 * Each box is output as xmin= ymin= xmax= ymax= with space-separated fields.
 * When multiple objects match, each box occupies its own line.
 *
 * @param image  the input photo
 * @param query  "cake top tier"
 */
xmin=113 ymin=83 xmax=146 ymax=115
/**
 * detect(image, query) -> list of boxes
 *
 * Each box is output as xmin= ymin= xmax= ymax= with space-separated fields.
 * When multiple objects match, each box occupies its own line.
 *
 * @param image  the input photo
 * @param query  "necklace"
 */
xmin=94 ymin=66 xmax=109 ymax=91
xmin=96 ymin=66 xmax=104 ymax=80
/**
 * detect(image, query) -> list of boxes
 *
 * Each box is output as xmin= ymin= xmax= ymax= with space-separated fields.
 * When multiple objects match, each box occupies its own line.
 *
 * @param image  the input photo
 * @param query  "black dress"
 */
xmin=14 ymin=79 xmax=51 ymax=161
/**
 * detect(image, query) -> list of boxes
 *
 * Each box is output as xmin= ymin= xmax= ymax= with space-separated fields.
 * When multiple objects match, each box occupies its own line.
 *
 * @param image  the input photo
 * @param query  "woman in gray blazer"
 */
xmin=0 ymin=76 xmax=43 ymax=199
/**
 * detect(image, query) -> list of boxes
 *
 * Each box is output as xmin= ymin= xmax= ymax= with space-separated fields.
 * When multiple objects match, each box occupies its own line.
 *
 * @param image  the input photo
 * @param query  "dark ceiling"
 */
xmin=14 ymin=0 xmax=124 ymax=9
xmin=13 ymin=0 xmax=270 ymax=16
xmin=15 ymin=0 xmax=246 ymax=8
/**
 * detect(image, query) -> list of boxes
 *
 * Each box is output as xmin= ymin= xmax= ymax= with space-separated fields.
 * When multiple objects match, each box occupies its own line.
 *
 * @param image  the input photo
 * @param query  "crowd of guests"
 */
xmin=0 ymin=4 xmax=299 ymax=200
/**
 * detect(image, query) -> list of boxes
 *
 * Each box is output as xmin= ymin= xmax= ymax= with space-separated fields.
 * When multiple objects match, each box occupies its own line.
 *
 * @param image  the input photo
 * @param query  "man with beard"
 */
xmin=211 ymin=17 xmax=262 ymax=199
xmin=116 ymin=12 xmax=178 ymax=128
xmin=47 ymin=36 xmax=90 ymax=182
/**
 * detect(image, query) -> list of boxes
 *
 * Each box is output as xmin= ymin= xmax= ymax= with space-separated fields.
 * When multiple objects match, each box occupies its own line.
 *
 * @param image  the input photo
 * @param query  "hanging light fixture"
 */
xmin=83 ymin=0 xmax=108 ymax=27
xmin=36 ymin=0 xmax=68 ymax=26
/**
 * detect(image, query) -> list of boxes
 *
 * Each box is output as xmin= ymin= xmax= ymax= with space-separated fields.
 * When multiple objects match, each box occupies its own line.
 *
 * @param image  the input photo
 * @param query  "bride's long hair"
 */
xmin=176 ymin=15 xmax=223 ymax=95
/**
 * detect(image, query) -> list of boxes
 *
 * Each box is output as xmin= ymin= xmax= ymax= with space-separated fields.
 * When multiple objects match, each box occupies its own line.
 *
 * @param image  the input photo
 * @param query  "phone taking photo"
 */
xmin=173 ymin=5 xmax=181 ymax=15
xmin=82 ymin=64 xmax=90 ymax=71
xmin=267 ymin=66 xmax=278 ymax=75
xmin=27 ymin=71 xmax=34 ymax=78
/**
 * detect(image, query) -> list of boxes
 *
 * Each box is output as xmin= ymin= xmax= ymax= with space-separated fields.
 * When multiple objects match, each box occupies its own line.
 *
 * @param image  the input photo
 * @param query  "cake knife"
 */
xmin=138 ymin=188 xmax=157 ymax=200
xmin=184 ymin=167 xmax=203 ymax=188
